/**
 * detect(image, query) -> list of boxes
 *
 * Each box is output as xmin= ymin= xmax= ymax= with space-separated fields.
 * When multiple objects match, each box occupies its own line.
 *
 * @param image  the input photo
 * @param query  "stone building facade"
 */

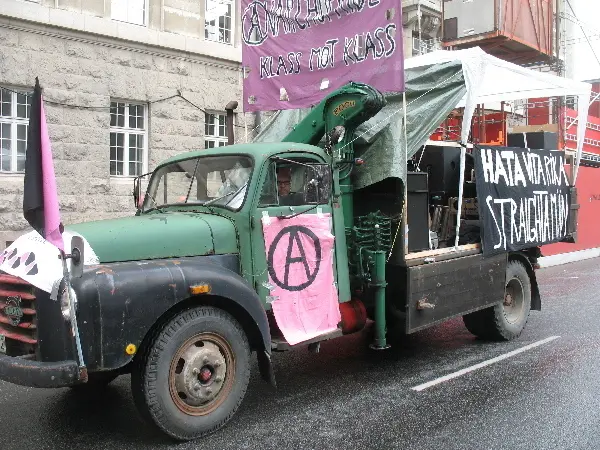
xmin=0 ymin=0 xmax=441 ymax=250
xmin=0 ymin=0 xmax=251 ymax=249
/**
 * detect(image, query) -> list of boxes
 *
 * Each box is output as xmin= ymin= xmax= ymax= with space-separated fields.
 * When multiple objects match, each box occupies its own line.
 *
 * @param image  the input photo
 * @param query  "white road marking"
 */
xmin=411 ymin=336 xmax=561 ymax=392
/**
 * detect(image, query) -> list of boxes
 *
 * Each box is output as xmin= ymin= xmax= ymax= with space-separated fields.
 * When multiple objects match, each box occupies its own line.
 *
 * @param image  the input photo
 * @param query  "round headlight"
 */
xmin=60 ymin=286 xmax=78 ymax=321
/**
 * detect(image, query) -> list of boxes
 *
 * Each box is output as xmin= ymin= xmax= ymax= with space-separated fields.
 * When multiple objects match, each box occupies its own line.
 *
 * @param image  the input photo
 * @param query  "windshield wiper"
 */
xmin=204 ymin=182 xmax=248 ymax=207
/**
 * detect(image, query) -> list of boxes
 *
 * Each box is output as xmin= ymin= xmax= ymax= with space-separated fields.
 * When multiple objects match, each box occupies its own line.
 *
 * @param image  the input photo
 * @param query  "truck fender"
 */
xmin=70 ymin=256 xmax=275 ymax=385
xmin=508 ymin=252 xmax=541 ymax=311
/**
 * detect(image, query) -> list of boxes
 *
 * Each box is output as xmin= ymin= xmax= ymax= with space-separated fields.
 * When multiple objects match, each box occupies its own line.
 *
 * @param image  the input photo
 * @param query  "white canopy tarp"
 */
xmin=405 ymin=47 xmax=592 ymax=248
xmin=405 ymin=47 xmax=592 ymax=183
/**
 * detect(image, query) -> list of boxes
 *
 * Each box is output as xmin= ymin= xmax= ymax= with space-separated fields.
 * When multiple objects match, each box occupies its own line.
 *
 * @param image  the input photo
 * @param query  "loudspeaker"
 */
xmin=507 ymin=132 xmax=558 ymax=150
xmin=413 ymin=146 xmax=462 ymax=198
xmin=407 ymin=172 xmax=430 ymax=253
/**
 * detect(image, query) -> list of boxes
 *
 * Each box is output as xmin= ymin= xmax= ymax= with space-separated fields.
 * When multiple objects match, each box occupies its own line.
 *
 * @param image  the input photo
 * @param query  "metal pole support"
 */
xmin=369 ymin=250 xmax=390 ymax=350
xmin=58 ymin=250 xmax=87 ymax=382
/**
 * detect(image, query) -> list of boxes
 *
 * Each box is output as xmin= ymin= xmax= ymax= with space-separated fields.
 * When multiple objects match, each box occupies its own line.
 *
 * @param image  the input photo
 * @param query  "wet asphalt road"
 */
xmin=1 ymin=258 xmax=599 ymax=450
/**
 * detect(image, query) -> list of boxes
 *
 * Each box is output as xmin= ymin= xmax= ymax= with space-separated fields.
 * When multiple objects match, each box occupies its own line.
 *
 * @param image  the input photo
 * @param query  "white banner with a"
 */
xmin=0 ymin=231 xmax=100 ymax=293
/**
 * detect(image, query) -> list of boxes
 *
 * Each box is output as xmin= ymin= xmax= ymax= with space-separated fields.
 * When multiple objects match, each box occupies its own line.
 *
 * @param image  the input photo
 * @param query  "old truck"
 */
xmin=0 ymin=81 xmax=577 ymax=441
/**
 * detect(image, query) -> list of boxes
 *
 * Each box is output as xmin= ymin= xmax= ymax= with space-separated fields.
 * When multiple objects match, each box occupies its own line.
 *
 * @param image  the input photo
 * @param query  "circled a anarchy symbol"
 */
xmin=267 ymin=226 xmax=322 ymax=292
xmin=242 ymin=1 xmax=269 ymax=46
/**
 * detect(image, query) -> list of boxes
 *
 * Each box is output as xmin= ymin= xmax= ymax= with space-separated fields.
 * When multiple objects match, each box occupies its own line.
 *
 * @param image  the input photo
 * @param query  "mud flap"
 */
xmin=257 ymin=350 xmax=276 ymax=387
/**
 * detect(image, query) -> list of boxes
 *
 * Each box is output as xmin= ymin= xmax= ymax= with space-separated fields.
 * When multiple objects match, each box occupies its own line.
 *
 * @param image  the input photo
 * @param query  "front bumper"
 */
xmin=0 ymin=355 xmax=81 ymax=388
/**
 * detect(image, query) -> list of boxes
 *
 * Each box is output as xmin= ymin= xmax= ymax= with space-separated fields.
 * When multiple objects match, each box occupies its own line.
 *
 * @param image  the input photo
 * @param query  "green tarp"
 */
xmin=253 ymin=61 xmax=467 ymax=189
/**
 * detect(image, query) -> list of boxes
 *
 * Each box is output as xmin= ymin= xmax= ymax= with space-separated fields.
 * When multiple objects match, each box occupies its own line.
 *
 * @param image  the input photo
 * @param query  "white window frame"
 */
xmin=109 ymin=100 xmax=148 ymax=178
xmin=0 ymin=86 xmax=31 ymax=174
xmin=110 ymin=0 xmax=149 ymax=27
xmin=204 ymin=111 xmax=229 ymax=149
xmin=204 ymin=0 xmax=235 ymax=45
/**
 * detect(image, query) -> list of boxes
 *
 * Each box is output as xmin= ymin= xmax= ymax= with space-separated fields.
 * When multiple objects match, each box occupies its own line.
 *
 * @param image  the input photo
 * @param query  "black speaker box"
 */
xmin=413 ymin=146 xmax=462 ymax=198
xmin=407 ymin=172 xmax=430 ymax=253
xmin=507 ymin=131 xmax=558 ymax=150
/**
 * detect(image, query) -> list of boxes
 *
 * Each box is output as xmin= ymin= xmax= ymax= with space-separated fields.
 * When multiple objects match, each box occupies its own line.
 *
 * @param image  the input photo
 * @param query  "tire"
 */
xmin=463 ymin=260 xmax=532 ymax=341
xmin=131 ymin=306 xmax=251 ymax=441
xmin=69 ymin=371 xmax=119 ymax=392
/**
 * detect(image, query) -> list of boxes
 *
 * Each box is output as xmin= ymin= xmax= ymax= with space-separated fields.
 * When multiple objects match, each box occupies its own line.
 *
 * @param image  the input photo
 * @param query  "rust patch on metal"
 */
xmin=0 ymin=289 xmax=35 ymax=300
xmin=0 ymin=316 xmax=36 ymax=329
xmin=0 ymin=323 xmax=37 ymax=344
xmin=0 ymin=274 xmax=29 ymax=285
xmin=416 ymin=299 xmax=435 ymax=310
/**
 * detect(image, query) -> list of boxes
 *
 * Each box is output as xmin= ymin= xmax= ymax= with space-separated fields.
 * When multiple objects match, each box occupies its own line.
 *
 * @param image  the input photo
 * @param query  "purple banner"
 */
xmin=241 ymin=0 xmax=404 ymax=112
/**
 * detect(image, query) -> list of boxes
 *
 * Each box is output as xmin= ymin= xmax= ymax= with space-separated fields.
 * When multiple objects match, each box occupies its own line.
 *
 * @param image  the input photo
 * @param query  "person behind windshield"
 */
xmin=276 ymin=166 xmax=303 ymax=206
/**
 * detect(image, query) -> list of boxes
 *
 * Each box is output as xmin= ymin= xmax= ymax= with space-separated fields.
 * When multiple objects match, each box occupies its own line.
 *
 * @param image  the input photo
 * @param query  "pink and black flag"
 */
xmin=22 ymin=78 xmax=64 ymax=252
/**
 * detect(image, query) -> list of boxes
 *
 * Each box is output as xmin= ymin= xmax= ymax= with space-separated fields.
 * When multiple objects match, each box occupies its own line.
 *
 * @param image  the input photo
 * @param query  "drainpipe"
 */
xmin=225 ymin=101 xmax=238 ymax=145
xmin=253 ymin=111 xmax=261 ymax=141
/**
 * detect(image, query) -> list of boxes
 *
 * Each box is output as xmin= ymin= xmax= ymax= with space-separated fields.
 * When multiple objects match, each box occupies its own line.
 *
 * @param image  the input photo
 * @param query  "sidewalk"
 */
xmin=538 ymin=248 xmax=600 ymax=268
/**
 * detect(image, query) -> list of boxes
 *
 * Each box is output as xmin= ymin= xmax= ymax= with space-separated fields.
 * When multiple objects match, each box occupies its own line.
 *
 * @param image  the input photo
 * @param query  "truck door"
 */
xmin=249 ymin=154 xmax=340 ymax=345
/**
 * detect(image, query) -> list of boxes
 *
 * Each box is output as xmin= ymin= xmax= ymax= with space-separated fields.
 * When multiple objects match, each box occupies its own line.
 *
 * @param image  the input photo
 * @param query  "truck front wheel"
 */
xmin=131 ymin=306 xmax=251 ymax=441
xmin=463 ymin=260 xmax=532 ymax=341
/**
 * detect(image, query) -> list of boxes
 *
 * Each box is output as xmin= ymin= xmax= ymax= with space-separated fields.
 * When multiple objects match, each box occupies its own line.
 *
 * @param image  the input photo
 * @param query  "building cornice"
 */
xmin=0 ymin=20 xmax=242 ymax=72
xmin=0 ymin=0 xmax=242 ymax=71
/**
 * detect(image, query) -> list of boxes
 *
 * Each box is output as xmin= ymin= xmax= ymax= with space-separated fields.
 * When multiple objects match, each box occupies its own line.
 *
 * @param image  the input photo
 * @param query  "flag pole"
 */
xmin=59 ymin=248 xmax=87 ymax=380
xmin=24 ymin=77 xmax=87 ymax=380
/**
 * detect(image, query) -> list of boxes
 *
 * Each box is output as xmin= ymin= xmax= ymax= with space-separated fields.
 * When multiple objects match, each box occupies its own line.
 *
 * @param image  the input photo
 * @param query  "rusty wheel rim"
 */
xmin=168 ymin=332 xmax=235 ymax=416
xmin=503 ymin=278 xmax=525 ymax=325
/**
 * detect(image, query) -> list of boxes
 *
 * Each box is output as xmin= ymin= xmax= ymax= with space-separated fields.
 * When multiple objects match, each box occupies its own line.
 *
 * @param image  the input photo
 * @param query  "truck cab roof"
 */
xmin=157 ymin=142 xmax=329 ymax=170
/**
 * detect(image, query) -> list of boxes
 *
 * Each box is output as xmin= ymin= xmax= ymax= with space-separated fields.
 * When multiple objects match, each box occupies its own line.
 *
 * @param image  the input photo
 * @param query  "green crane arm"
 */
xmin=280 ymin=82 xmax=386 ymax=305
xmin=282 ymin=82 xmax=386 ymax=161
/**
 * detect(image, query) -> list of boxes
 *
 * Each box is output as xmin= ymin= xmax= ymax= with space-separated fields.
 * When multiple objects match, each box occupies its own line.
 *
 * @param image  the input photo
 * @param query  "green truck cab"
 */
xmin=0 ymin=82 xmax=560 ymax=441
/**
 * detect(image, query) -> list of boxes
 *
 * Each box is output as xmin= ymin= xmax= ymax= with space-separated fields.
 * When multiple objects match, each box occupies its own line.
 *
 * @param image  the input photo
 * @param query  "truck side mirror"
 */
xmin=133 ymin=179 xmax=140 ymax=209
xmin=303 ymin=164 xmax=332 ymax=204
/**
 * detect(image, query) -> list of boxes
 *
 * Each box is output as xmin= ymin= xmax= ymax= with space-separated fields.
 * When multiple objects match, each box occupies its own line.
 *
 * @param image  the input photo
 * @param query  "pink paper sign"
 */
xmin=262 ymin=213 xmax=341 ymax=345
xmin=241 ymin=0 xmax=405 ymax=112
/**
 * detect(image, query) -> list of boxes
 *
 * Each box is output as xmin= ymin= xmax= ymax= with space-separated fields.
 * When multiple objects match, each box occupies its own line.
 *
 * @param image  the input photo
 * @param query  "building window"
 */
xmin=205 ymin=0 xmax=233 ymax=44
xmin=110 ymin=101 xmax=147 ymax=177
xmin=111 ymin=0 xmax=146 ymax=26
xmin=205 ymin=112 xmax=228 ymax=148
xmin=0 ymin=87 xmax=31 ymax=173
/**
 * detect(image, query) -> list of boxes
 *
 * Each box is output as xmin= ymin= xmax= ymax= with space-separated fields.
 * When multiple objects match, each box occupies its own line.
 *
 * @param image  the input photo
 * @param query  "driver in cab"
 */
xmin=276 ymin=167 xmax=303 ymax=206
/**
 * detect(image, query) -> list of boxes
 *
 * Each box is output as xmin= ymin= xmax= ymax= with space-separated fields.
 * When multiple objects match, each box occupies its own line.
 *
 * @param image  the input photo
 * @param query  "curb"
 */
xmin=538 ymin=248 xmax=600 ymax=268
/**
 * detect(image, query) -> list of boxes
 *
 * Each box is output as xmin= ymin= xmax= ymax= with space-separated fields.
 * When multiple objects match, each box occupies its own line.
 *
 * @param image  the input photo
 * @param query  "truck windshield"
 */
xmin=143 ymin=155 xmax=253 ymax=212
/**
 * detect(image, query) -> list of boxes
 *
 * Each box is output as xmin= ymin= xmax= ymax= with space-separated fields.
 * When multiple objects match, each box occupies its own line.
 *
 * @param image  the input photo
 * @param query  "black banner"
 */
xmin=23 ymin=77 xmax=44 ymax=236
xmin=473 ymin=146 xmax=571 ymax=257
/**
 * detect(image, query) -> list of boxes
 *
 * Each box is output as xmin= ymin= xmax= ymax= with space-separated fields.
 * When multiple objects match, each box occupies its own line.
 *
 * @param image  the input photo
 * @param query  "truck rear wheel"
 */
xmin=463 ymin=260 xmax=531 ymax=341
xmin=131 ymin=306 xmax=251 ymax=441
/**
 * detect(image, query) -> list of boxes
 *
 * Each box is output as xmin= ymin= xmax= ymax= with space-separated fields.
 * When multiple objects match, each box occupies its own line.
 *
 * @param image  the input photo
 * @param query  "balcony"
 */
xmin=442 ymin=0 xmax=554 ymax=66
